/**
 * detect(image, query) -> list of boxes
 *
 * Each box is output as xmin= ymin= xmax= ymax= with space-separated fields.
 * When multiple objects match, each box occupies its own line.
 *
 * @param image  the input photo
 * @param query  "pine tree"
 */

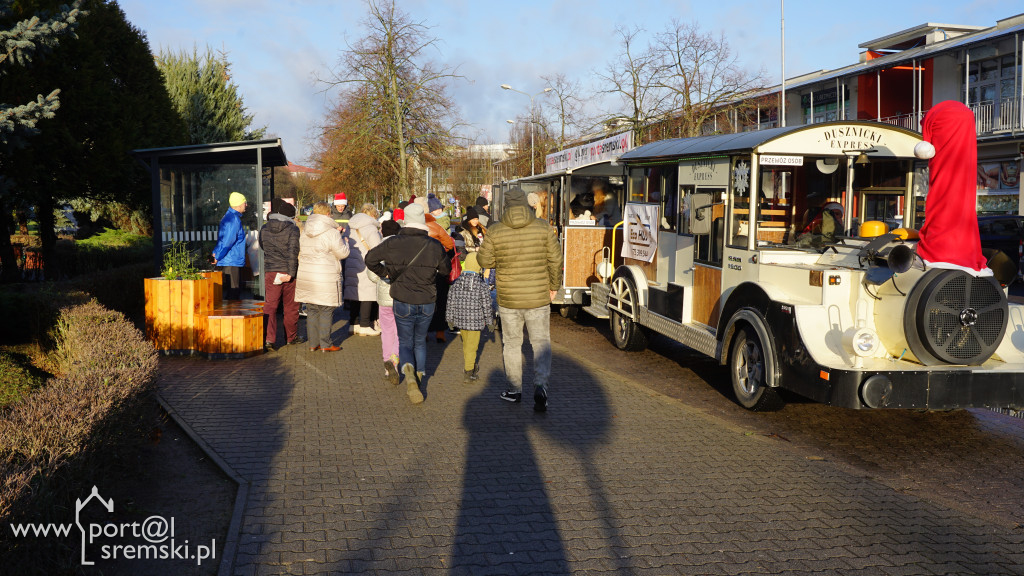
xmin=1 ymin=0 xmax=187 ymax=282
xmin=156 ymin=47 xmax=266 ymax=144
xmin=0 ymin=1 xmax=83 ymax=283
xmin=0 ymin=1 xmax=83 ymax=149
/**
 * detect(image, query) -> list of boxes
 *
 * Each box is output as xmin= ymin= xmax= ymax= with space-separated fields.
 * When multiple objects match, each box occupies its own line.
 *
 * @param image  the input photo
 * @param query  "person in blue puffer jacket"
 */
xmin=212 ymin=192 xmax=248 ymax=300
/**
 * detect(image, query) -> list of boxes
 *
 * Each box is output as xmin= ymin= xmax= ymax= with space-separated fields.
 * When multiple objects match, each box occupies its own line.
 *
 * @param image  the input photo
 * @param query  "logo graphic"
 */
xmin=9 ymin=486 xmax=216 ymax=567
xmin=76 ymin=486 xmax=114 ymax=565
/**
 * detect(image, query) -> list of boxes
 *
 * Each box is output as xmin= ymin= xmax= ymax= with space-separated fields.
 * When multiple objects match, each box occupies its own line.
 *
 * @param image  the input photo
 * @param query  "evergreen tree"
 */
xmin=0 ymin=0 xmax=187 ymax=281
xmin=0 ymin=0 xmax=82 ymax=283
xmin=156 ymin=47 xmax=266 ymax=144
xmin=0 ymin=0 xmax=82 ymax=149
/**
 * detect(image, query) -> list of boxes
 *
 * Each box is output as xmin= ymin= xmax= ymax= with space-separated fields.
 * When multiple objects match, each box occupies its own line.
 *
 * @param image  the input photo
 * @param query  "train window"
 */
xmin=756 ymin=169 xmax=794 ymax=246
xmin=693 ymin=187 xmax=726 ymax=265
xmin=679 ymin=185 xmax=694 ymax=235
xmin=628 ymin=168 xmax=645 ymax=202
xmin=853 ymin=159 xmax=906 ymax=189
xmin=591 ymin=180 xmax=622 ymax=226
xmin=660 ymin=170 xmax=679 ymax=232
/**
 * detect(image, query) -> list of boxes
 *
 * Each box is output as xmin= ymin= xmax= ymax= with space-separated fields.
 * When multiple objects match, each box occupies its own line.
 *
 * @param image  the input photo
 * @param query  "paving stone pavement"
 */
xmin=156 ymin=315 xmax=1024 ymax=576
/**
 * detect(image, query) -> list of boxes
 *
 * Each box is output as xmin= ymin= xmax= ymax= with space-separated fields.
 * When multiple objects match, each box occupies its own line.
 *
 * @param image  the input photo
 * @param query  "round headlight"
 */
xmin=844 ymin=326 xmax=880 ymax=358
xmin=855 ymin=332 xmax=875 ymax=353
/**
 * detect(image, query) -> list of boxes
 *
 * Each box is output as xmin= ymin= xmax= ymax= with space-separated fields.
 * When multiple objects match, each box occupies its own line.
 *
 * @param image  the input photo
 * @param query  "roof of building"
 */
xmin=287 ymin=161 xmax=321 ymax=175
xmin=754 ymin=13 xmax=1024 ymax=97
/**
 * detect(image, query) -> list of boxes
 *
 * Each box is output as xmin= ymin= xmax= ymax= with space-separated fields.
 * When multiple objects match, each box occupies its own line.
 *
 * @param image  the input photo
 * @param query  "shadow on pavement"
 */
xmin=449 ymin=352 xmax=629 ymax=574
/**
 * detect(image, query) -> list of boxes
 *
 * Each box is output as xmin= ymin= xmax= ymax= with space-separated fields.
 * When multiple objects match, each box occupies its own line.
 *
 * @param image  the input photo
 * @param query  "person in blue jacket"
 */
xmin=212 ymin=192 xmax=248 ymax=300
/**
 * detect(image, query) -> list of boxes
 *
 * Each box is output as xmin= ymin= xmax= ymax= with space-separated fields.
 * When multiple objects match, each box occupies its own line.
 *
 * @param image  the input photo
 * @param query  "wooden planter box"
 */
xmin=144 ymin=276 xmax=218 ymax=353
xmin=144 ymin=271 xmax=264 ymax=358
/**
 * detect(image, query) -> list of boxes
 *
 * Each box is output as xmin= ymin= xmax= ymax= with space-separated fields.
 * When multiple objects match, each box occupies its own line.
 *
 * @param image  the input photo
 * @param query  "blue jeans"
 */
xmin=498 ymin=305 xmax=551 ymax=394
xmin=394 ymin=300 xmax=435 ymax=374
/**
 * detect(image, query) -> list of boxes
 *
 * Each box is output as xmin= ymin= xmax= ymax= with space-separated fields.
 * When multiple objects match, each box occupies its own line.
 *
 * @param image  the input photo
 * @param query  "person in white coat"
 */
xmin=295 ymin=202 xmax=350 ymax=351
xmin=343 ymin=204 xmax=384 ymax=335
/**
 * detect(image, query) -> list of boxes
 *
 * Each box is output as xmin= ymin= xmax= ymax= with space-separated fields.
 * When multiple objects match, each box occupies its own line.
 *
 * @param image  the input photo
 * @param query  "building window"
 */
xmin=800 ymin=86 xmax=849 ymax=124
xmin=964 ymin=55 xmax=1021 ymax=104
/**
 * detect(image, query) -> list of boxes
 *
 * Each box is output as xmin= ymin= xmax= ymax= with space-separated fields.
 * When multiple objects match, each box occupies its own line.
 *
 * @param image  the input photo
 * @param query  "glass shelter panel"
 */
xmin=159 ymin=163 xmax=266 ymax=294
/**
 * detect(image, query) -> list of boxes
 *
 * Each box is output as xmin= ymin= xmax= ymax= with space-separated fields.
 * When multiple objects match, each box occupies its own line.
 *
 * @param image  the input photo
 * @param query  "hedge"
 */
xmin=0 ymin=300 xmax=158 ymax=572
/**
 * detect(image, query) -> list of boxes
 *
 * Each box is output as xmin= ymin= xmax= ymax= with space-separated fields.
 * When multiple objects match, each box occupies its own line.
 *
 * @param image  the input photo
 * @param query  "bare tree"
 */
xmin=594 ymin=25 xmax=672 ymax=145
xmin=540 ymin=73 xmax=587 ymax=149
xmin=318 ymin=0 xmax=463 ymax=207
xmin=313 ymin=88 xmax=395 ymax=208
xmin=653 ymin=21 xmax=768 ymax=137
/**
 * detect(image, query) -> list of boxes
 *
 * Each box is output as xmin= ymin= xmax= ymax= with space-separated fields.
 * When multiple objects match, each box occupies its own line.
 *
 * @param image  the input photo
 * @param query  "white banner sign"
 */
xmin=621 ymin=204 xmax=659 ymax=263
xmin=545 ymin=131 xmax=633 ymax=173
xmin=760 ymin=155 xmax=803 ymax=166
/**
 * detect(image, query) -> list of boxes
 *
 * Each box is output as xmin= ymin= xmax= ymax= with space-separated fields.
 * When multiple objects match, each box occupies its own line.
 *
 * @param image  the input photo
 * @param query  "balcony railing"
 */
xmin=712 ymin=97 xmax=1024 ymax=137
xmin=878 ymin=112 xmax=923 ymax=132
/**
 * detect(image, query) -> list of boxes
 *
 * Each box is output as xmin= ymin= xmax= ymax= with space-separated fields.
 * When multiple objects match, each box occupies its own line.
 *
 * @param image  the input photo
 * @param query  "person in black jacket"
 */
xmin=260 ymin=198 xmax=303 ymax=350
xmin=365 ymin=203 xmax=450 ymax=404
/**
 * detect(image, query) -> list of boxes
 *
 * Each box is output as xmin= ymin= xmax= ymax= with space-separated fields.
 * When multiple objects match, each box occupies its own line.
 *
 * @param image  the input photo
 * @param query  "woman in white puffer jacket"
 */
xmin=295 ymin=203 xmax=350 ymax=351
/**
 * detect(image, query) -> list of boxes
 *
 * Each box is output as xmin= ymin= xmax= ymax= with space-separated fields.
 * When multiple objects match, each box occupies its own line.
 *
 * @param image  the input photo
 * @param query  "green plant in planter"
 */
xmin=160 ymin=240 xmax=205 ymax=280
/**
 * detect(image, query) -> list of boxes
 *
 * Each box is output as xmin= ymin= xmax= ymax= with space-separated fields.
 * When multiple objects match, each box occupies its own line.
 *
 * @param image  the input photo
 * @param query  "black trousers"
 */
xmin=220 ymin=265 xmax=242 ymax=300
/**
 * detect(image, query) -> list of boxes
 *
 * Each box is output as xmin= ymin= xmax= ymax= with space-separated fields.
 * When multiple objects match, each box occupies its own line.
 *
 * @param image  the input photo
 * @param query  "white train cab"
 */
xmin=584 ymin=121 xmax=1024 ymax=412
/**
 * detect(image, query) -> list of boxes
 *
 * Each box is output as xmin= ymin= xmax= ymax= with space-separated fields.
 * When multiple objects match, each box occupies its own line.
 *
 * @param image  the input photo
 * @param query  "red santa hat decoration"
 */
xmin=914 ymin=100 xmax=992 ymax=277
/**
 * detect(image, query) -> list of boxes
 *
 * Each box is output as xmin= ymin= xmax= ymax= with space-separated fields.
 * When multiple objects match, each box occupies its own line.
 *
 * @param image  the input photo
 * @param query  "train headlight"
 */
xmin=844 ymin=326 xmax=880 ymax=358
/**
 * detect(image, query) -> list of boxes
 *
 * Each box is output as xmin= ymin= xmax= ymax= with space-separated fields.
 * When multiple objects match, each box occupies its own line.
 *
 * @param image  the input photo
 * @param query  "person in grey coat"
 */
xmin=295 ymin=202 xmax=350 ymax=352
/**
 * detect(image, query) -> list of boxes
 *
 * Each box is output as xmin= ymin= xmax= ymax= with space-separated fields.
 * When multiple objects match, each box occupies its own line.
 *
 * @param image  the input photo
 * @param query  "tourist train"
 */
xmin=494 ymin=121 xmax=1024 ymax=411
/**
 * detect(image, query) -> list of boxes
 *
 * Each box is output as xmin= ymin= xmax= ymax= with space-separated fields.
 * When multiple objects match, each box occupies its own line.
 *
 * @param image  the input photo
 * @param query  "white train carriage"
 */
xmin=583 ymin=121 xmax=1024 ymax=411
xmin=493 ymin=131 xmax=633 ymax=317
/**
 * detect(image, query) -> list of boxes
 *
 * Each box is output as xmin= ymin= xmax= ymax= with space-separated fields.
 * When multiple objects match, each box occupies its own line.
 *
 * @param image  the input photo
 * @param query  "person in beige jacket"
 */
xmin=295 ymin=202 xmax=350 ymax=351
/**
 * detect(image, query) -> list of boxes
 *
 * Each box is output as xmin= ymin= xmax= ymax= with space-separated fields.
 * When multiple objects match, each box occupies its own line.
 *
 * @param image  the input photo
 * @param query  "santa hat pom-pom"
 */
xmin=914 ymin=141 xmax=936 ymax=160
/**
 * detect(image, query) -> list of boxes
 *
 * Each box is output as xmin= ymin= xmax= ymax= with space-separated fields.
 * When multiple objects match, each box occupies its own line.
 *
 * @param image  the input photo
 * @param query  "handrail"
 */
xmin=606 ymin=220 xmax=625 ymax=284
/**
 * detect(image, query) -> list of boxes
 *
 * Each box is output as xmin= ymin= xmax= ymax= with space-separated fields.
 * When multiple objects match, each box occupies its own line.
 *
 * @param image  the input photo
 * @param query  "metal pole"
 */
xmin=780 ymin=0 xmax=786 ymax=128
xmin=913 ymin=59 xmax=921 ymax=127
xmin=530 ymin=94 xmax=536 ymax=176
xmin=966 ymin=51 xmax=970 ymax=106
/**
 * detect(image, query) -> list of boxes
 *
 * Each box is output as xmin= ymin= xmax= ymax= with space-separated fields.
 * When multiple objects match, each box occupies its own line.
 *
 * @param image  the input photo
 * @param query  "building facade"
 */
xmin=723 ymin=13 xmax=1023 ymax=214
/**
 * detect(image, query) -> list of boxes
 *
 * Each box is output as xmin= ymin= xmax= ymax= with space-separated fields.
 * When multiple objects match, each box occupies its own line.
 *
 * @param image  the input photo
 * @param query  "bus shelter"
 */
xmin=132 ymin=139 xmax=288 ymax=298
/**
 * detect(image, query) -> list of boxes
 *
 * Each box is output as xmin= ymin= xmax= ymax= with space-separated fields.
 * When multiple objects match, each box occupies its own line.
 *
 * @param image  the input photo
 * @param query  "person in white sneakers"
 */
xmin=343 ymin=203 xmax=383 ymax=336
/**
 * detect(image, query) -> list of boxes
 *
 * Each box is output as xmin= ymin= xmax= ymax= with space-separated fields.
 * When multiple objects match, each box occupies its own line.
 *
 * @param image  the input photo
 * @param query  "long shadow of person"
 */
xmin=450 ymin=352 xmax=629 ymax=574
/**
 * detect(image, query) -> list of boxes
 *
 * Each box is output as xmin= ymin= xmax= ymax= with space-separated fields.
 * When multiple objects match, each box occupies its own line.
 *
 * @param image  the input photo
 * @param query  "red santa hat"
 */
xmin=915 ymin=101 xmax=991 ymax=276
xmin=333 ymin=192 xmax=348 ymax=205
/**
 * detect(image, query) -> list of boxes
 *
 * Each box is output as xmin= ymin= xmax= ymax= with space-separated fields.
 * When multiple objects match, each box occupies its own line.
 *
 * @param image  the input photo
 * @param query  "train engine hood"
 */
xmin=857 ymin=237 xmax=1009 ymax=366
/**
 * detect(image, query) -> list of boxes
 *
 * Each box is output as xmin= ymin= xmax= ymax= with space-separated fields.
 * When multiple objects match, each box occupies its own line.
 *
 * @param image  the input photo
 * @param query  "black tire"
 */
xmin=559 ymin=304 xmax=580 ymax=320
xmin=609 ymin=276 xmax=648 ymax=351
xmin=729 ymin=326 xmax=784 ymax=411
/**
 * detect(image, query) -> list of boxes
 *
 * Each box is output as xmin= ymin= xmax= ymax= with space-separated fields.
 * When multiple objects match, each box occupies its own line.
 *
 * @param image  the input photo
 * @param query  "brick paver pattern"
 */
xmin=157 ymin=315 xmax=1024 ymax=576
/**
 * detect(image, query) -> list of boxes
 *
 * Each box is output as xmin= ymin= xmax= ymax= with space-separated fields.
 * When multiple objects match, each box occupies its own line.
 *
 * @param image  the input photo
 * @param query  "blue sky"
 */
xmin=119 ymin=0 xmax=1022 ymax=165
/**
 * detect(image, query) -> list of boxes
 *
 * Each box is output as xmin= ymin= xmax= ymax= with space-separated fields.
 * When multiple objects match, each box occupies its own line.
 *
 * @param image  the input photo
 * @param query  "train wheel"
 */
xmin=609 ymin=276 xmax=648 ymax=351
xmin=558 ymin=304 xmax=580 ymax=320
xmin=729 ymin=326 xmax=783 ymax=411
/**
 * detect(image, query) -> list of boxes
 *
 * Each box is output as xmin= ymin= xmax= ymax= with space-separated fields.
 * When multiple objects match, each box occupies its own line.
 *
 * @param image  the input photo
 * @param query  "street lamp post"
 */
xmin=501 ymin=84 xmax=551 ymax=176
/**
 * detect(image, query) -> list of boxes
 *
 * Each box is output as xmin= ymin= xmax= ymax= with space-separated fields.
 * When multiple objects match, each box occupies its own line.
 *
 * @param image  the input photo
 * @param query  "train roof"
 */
xmin=619 ymin=121 xmax=922 ymax=163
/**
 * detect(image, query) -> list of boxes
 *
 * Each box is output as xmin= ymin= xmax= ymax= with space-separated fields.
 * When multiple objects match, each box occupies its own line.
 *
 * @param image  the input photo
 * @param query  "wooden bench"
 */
xmin=198 ymin=300 xmax=265 ymax=359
